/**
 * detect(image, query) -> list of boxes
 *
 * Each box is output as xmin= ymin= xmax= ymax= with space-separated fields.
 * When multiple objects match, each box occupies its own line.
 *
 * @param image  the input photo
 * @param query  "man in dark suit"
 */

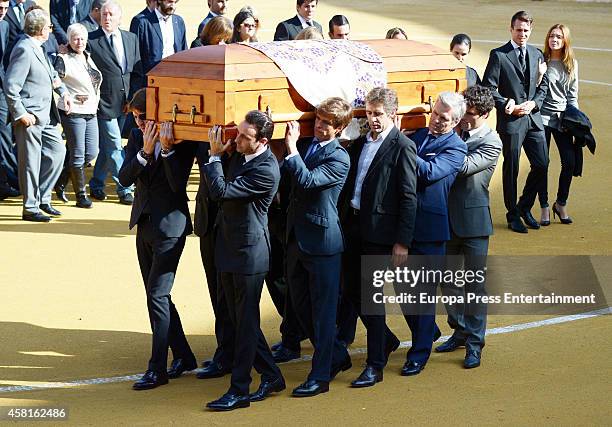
xmin=482 ymin=10 xmax=549 ymax=234
xmin=338 ymin=87 xmax=417 ymax=387
xmin=87 ymin=0 xmax=141 ymax=205
xmin=197 ymin=0 xmax=227 ymax=36
xmin=129 ymin=0 xmax=155 ymax=33
xmin=0 ymin=0 xmax=20 ymax=198
xmin=119 ymin=89 xmax=198 ymax=391
xmin=436 ymin=85 xmax=502 ymax=369
xmin=49 ymin=0 xmax=92 ymax=46
xmin=273 ymin=0 xmax=322 ymax=41
xmin=399 ymin=92 xmax=467 ymax=377
xmin=192 ymin=142 xmax=234 ymax=380
xmin=203 ymin=111 xmax=284 ymax=411
xmin=79 ymin=0 xmax=103 ymax=32
xmin=282 ymin=97 xmax=353 ymax=397
xmin=130 ymin=0 xmax=187 ymax=93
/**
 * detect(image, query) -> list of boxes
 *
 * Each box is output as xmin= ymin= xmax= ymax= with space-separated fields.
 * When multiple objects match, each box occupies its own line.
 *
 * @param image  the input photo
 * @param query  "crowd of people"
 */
xmin=0 ymin=0 xmax=592 ymax=413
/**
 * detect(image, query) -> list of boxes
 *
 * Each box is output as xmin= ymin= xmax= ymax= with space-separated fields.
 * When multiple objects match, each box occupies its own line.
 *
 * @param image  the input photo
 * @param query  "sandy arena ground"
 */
xmin=0 ymin=0 xmax=610 ymax=425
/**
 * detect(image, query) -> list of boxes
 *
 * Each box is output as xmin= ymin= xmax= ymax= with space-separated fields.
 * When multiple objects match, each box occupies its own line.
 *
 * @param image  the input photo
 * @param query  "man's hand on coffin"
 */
xmin=159 ymin=122 xmax=183 ymax=151
xmin=143 ymin=121 xmax=159 ymax=155
xmin=285 ymin=121 xmax=300 ymax=155
xmin=208 ymin=125 xmax=233 ymax=156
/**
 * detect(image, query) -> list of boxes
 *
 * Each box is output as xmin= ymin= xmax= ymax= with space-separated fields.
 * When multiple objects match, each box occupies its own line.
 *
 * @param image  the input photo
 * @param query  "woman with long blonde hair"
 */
xmin=538 ymin=24 xmax=579 ymax=225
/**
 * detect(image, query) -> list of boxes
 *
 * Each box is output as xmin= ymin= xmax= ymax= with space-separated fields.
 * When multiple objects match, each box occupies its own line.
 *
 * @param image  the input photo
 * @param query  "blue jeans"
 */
xmin=60 ymin=112 xmax=99 ymax=168
xmin=90 ymin=116 xmax=132 ymax=196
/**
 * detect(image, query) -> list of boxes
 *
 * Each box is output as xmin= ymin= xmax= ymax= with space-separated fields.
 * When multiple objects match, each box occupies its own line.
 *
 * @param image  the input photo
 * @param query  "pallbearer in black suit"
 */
xmin=204 ymin=111 xmax=284 ymax=412
xmin=273 ymin=0 xmax=322 ymax=41
xmin=118 ymin=89 xmax=198 ymax=390
xmin=283 ymin=98 xmax=353 ymax=397
xmin=338 ymin=88 xmax=418 ymax=387
xmin=482 ymin=10 xmax=549 ymax=233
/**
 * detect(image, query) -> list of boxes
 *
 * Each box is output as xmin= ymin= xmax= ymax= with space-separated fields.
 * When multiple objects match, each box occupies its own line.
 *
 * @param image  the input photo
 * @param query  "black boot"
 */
xmin=70 ymin=166 xmax=92 ymax=208
xmin=54 ymin=167 xmax=70 ymax=203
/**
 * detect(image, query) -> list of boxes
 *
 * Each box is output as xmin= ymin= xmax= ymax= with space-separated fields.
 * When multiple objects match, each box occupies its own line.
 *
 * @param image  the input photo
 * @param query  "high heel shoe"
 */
xmin=540 ymin=207 xmax=550 ymax=226
xmin=552 ymin=203 xmax=573 ymax=224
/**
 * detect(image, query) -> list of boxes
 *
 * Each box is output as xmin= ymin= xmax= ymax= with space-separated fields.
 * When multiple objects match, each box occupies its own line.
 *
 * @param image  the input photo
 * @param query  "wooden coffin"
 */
xmin=145 ymin=39 xmax=466 ymax=141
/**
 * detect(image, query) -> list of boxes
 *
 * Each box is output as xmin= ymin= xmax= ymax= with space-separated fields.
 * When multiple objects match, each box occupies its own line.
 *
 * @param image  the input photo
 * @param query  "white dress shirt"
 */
xmin=102 ymin=28 xmax=126 ymax=73
xmin=155 ymin=9 xmax=175 ymax=59
xmin=350 ymin=125 xmax=394 ymax=209
xmin=296 ymin=13 xmax=313 ymax=29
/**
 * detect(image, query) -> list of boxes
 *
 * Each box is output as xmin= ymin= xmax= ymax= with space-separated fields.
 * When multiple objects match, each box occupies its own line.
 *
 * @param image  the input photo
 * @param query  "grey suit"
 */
xmin=5 ymin=36 xmax=67 ymax=215
xmin=443 ymin=123 xmax=502 ymax=351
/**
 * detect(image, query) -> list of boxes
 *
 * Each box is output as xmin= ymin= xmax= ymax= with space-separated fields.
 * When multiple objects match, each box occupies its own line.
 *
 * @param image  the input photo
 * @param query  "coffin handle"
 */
xmin=171 ymin=104 xmax=178 ymax=123
xmin=190 ymin=106 xmax=197 ymax=124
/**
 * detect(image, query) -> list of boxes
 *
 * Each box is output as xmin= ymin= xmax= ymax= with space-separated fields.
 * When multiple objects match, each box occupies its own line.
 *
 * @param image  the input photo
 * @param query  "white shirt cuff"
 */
xmin=161 ymin=149 xmax=175 ymax=158
xmin=207 ymin=155 xmax=221 ymax=164
xmin=285 ymin=152 xmax=299 ymax=160
xmin=136 ymin=152 xmax=148 ymax=166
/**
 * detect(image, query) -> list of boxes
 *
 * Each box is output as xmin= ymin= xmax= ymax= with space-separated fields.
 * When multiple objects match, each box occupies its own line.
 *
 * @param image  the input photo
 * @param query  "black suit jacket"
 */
xmin=118 ymin=129 xmax=196 ymax=238
xmin=339 ymin=127 xmax=418 ymax=247
xmin=50 ymin=0 xmax=93 ymax=45
xmin=193 ymin=142 xmax=219 ymax=238
xmin=87 ymin=28 xmax=142 ymax=119
xmin=482 ymin=41 xmax=549 ymax=134
xmin=273 ymin=15 xmax=322 ymax=41
xmin=204 ymin=149 xmax=280 ymax=274
xmin=3 ymin=0 xmax=35 ymax=69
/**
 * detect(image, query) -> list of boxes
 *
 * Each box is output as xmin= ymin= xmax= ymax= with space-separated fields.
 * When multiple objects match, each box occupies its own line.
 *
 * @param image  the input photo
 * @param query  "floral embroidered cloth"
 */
xmin=247 ymin=40 xmax=387 ymax=109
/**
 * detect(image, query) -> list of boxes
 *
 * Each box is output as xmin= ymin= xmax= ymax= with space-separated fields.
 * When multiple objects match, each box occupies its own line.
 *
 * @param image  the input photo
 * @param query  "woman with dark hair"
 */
xmin=538 ymin=24 xmax=579 ymax=225
xmin=450 ymin=33 xmax=481 ymax=87
xmin=191 ymin=15 xmax=233 ymax=48
xmin=119 ymin=88 xmax=198 ymax=390
xmin=231 ymin=9 xmax=258 ymax=43
xmin=385 ymin=27 xmax=407 ymax=40
xmin=54 ymin=23 xmax=102 ymax=208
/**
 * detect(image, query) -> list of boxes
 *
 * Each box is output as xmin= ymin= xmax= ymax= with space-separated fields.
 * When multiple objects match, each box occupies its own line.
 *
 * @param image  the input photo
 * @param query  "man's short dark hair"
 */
xmin=297 ymin=0 xmax=317 ymax=6
xmin=91 ymin=0 xmax=106 ymax=11
xmin=450 ymin=33 xmax=471 ymax=51
xmin=245 ymin=110 xmax=274 ymax=141
xmin=328 ymin=14 xmax=349 ymax=33
xmin=511 ymin=10 xmax=533 ymax=28
xmin=365 ymin=87 xmax=398 ymax=116
xmin=462 ymin=85 xmax=495 ymax=116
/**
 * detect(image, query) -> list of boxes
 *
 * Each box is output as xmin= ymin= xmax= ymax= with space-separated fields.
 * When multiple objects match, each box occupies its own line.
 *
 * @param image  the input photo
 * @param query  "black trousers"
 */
xmin=136 ymin=218 xmax=195 ymax=372
xmin=220 ymin=271 xmax=282 ymax=395
xmin=538 ymin=126 xmax=575 ymax=207
xmin=286 ymin=238 xmax=349 ymax=382
xmin=199 ymin=233 xmax=234 ymax=367
xmin=499 ymin=119 xmax=549 ymax=221
xmin=341 ymin=212 xmax=399 ymax=370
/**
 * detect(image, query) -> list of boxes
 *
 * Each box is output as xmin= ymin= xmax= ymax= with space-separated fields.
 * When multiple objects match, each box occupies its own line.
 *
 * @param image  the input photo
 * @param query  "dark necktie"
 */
xmin=518 ymin=47 xmax=526 ymax=73
xmin=18 ymin=4 xmax=25 ymax=29
xmin=304 ymin=140 xmax=319 ymax=159
xmin=461 ymin=130 xmax=470 ymax=142
xmin=306 ymin=21 xmax=313 ymax=27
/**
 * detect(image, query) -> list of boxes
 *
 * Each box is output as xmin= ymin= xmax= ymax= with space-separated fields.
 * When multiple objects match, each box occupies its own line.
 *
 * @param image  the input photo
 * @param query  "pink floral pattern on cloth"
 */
xmin=247 ymin=40 xmax=387 ymax=108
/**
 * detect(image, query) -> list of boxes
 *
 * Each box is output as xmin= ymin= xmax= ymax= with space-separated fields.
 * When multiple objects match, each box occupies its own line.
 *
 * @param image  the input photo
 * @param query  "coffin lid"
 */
xmin=148 ymin=39 xmax=464 ymax=81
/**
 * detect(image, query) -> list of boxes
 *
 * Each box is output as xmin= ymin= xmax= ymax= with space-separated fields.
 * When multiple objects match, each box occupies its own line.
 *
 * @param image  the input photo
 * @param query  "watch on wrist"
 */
xmin=139 ymin=149 xmax=152 ymax=162
xmin=161 ymin=147 xmax=172 ymax=156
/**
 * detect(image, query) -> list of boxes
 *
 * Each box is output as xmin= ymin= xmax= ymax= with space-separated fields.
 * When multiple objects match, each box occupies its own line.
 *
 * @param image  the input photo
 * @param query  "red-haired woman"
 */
xmin=538 ymin=24 xmax=579 ymax=225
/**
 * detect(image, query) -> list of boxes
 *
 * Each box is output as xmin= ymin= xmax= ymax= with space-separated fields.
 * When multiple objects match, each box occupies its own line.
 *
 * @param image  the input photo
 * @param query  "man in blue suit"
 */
xmin=49 ymin=0 xmax=93 ymax=46
xmin=130 ymin=0 xmax=187 ymax=93
xmin=283 ymin=97 xmax=353 ymax=397
xmin=197 ymin=0 xmax=227 ymax=36
xmin=400 ymin=91 xmax=467 ymax=376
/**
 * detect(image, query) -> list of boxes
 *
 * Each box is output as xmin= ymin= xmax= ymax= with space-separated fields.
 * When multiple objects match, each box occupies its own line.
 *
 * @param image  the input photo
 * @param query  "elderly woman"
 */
xmin=231 ymin=8 xmax=259 ymax=43
xmin=54 ymin=23 xmax=102 ymax=208
xmin=191 ymin=16 xmax=233 ymax=48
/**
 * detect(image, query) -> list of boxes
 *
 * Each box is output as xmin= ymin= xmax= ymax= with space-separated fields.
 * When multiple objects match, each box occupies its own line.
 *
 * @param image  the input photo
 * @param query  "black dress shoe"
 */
xmin=291 ymin=379 xmax=329 ymax=397
xmin=464 ymin=349 xmax=481 ymax=369
xmin=196 ymin=361 xmax=230 ymax=379
xmin=519 ymin=210 xmax=540 ymax=229
xmin=0 ymin=183 xmax=20 ymax=199
xmin=201 ymin=358 xmax=213 ymax=368
xmin=435 ymin=336 xmax=465 ymax=353
xmin=167 ymin=358 xmax=197 ymax=379
xmin=272 ymin=345 xmax=300 ymax=363
xmin=270 ymin=341 xmax=282 ymax=352
xmin=54 ymin=184 xmax=69 ymax=203
xmin=206 ymin=392 xmax=250 ymax=411
xmin=22 ymin=212 xmax=51 ymax=222
xmin=401 ymin=360 xmax=426 ymax=376
xmin=350 ymin=366 xmax=383 ymax=388
xmin=249 ymin=377 xmax=286 ymax=402
xmin=507 ymin=217 xmax=528 ymax=233
xmin=119 ymin=193 xmax=134 ymax=205
xmin=39 ymin=204 xmax=62 ymax=216
xmin=132 ymin=370 xmax=169 ymax=390
xmin=330 ymin=356 xmax=352 ymax=379
xmin=90 ymin=189 xmax=106 ymax=201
